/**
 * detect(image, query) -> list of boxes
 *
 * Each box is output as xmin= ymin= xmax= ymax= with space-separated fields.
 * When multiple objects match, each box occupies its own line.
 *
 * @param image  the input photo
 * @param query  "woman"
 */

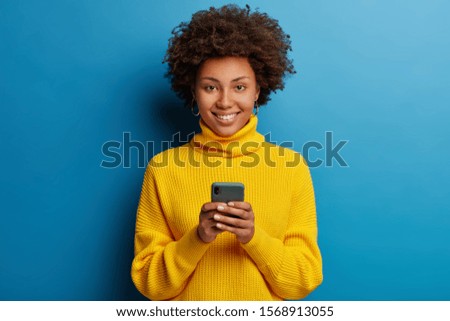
xmin=131 ymin=4 xmax=323 ymax=301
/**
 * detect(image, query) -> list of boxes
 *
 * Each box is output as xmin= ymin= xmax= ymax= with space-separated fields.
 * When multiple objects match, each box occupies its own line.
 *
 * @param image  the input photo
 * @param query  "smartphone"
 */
xmin=211 ymin=182 xmax=244 ymax=203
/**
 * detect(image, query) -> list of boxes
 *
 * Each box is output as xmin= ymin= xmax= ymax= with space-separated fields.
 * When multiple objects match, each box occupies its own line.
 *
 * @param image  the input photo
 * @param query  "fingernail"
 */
xmin=214 ymin=214 xmax=221 ymax=221
xmin=228 ymin=202 xmax=234 ymax=206
xmin=216 ymin=223 xmax=222 ymax=229
xmin=217 ymin=205 xmax=224 ymax=210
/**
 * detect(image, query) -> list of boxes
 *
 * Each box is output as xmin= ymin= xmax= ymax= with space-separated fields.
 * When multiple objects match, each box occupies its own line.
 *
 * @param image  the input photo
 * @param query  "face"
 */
xmin=194 ymin=56 xmax=260 ymax=137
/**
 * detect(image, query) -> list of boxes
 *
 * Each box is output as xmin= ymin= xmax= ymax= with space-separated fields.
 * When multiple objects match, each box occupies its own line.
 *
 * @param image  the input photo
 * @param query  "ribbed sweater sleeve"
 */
xmin=131 ymin=163 xmax=211 ymax=300
xmin=241 ymin=157 xmax=323 ymax=299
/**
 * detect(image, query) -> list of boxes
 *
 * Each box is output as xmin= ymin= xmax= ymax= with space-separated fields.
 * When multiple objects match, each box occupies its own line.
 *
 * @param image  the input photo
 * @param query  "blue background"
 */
xmin=1 ymin=0 xmax=449 ymax=300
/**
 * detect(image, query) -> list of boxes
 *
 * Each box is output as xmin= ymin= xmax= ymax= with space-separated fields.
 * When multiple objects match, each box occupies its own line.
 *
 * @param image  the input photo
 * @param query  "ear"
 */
xmin=255 ymin=84 xmax=260 ymax=101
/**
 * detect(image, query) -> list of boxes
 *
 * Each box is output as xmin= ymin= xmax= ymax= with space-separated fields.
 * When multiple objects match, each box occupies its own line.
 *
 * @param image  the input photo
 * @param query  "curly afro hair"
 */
xmin=163 ymin=4 xmax=295 ymax=106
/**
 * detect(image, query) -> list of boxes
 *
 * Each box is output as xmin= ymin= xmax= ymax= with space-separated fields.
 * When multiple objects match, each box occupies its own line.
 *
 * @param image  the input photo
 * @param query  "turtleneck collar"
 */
xmin=190 ymin=114 xmax=265 ymax=158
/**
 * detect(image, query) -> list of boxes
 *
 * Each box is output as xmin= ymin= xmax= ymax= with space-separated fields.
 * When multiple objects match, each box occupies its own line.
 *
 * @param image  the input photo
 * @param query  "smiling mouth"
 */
xmin=213 ymin=112 xmax=239 ymax=121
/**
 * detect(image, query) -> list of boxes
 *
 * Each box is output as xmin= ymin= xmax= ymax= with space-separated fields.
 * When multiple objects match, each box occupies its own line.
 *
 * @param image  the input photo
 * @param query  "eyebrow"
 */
xmin=199 ymin=76 xmax=250 ymax=83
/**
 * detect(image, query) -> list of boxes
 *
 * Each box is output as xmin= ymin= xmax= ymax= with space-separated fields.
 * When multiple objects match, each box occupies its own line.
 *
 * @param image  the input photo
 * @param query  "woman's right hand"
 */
xmin=197 ymin=202 xmax=226 ymax=243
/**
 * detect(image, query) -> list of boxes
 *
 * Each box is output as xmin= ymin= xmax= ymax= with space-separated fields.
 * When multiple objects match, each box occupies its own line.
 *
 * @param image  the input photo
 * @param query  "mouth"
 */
xmin=212 ymin=112 xmax=239 ymax=122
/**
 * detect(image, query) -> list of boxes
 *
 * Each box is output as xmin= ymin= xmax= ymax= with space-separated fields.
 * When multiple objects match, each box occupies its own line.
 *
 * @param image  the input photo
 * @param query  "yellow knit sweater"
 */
xmin=131 ymin=115 xmax=323 ymax=300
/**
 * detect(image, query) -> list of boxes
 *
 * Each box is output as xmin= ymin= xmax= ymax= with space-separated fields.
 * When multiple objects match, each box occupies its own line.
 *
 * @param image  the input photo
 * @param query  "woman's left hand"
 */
xmin=213 ymin=201 xmax=255 ymax=244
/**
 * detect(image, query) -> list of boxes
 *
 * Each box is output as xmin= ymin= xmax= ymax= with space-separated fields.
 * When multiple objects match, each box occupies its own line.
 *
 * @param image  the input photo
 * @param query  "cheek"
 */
xmin=237 ymin=95 xmax=257 ymax=110
xmin=195 ymin=93 xmax=213 ymax=108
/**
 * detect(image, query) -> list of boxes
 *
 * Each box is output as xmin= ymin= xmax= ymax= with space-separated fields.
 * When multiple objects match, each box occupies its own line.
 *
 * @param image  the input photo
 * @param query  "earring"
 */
xmin=253 ymin=100 xmax=259 ymax=116
xmin=190 ymin=98 xmax=200 ymax=117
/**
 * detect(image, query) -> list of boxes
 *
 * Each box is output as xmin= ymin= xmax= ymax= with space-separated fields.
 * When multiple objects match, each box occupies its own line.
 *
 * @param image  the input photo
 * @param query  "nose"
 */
xmin=216 ymin=89 xmax=233 ymax=109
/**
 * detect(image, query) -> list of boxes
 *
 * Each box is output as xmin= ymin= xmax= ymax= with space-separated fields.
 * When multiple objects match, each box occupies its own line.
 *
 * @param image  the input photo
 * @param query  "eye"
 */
xmin=205 ymin=85 xmax=217 ymax=92
xmin=236 ymin=84 xmax=246 ymax=92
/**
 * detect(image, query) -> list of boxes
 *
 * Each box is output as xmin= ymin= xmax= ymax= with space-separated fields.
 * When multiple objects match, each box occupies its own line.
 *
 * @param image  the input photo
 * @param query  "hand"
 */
xmin=197 ymin=202 xmax=227 ymax=243
xmin=213 ymin=201 xmax=255 ymax=244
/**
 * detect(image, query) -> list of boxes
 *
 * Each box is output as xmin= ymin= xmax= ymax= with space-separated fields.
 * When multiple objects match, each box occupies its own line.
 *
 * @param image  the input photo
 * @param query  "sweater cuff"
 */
xmin=241 ymin=225 xmax=284 ymax=272
xmin=173 ymin=226 xmax=212 ymax=268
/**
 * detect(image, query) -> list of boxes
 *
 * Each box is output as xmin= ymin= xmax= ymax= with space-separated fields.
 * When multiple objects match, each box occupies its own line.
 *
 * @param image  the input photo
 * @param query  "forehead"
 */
xmin=196 ymin=56 xmax=256 ymax=81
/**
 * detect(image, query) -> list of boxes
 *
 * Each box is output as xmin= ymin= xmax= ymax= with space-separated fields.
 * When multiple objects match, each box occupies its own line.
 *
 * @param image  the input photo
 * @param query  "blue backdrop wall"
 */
xmin=1 ymin=0 xmax=449 ymax=300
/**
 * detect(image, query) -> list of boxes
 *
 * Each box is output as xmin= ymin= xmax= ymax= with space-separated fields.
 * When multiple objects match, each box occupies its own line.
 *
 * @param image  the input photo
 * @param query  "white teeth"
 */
xmin=215 ymin=113 xmax=237 ymax=121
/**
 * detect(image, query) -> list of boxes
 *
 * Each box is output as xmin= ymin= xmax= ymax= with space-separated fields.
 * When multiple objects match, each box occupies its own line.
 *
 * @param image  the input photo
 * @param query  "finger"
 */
xmin=213 ymin=213 xmax=251 ymax=228
xmin=201 ymin=202 xmax=228 ymax=213
xmin=200 ymin=215 xmax=226 ymax=232
xmin=227 ymin=201 xmax=252 ymax=211
xmin=215 ymin=222 xmax=241 ymax=233
xmin=200 ymin=210 xmax=223 ymax=222
xmin=206 ymin=224 xmax=224 ymax=235
xmin=216 ymin=205 xmax=250 ymax=219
